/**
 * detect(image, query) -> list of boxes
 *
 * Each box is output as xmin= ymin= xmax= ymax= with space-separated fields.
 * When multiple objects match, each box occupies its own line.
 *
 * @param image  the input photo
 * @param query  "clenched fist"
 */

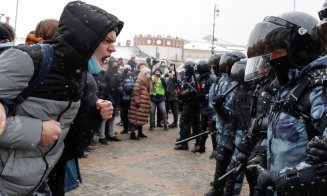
xmin=39 ymin=120 xmax=61 ymax=147
xmin=96 ymin=99 xmax=113 ymax=120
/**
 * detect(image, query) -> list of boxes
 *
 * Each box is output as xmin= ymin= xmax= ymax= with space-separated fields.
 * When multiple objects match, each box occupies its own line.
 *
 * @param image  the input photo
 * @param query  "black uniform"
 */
xmin=192 ymin=60 xmax=216 ymax=153
xmin=175 ymin=61 xmax=200 ymax=150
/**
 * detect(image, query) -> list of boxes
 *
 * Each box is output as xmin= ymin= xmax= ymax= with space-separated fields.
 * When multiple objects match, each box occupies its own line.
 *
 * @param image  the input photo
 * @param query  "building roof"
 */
xmin=112 ymin=46 xmax=150 ymax=59
xmin=183 ymin=40 xmax=228 ymax=52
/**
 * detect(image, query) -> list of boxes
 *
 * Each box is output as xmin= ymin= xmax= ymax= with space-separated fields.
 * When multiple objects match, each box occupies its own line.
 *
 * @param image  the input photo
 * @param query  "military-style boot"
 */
xmin=192 ymin=134 xmax=207 ymax=153
xmin=192 ymin=145 xmax=206 ymax=153
xmin=174 ymin=143 xmax=189 ymax=150
xmin=138 ymin=129 xmax=147 ymax=138
xmin=168 ymin=122 xmax=177 ymax=128
xmin=204 ymin=162 xmax=224 ymax=196
xmin=130 ymin=132 xmax=139 ymax=140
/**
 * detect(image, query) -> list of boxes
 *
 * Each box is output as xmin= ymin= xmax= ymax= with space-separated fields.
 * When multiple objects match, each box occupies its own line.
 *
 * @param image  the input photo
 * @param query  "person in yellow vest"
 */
xmin=149 ymin=68 xmax=168 ymax=131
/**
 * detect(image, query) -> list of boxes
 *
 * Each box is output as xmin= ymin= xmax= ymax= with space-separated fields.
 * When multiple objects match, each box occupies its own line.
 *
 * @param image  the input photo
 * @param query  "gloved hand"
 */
xmin=213 ymin=95 xmax=225 ymax=110
xmin=255 ymin=169 xmax=277 ymax=194
xmin=306 ymin=136 xmax=327 ymax=164
xmin=235 ymin=135 xmax=256 ymax=163
xmin=235 ymin=149 xmax=248 ymax=163
xmin=246 ymin=145 xmax=267 ymax=181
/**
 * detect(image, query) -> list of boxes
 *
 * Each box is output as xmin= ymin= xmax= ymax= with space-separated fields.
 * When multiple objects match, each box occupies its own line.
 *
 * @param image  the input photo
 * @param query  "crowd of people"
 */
xmin=1 ymin=0 xmax=327 ymax=196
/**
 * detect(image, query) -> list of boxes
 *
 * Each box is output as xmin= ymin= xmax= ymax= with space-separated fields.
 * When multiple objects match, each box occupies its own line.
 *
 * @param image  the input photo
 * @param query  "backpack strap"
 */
xmin=0 ymin=44 xmax=54 ymax=115
xmin=273 ymin=69 xmax=327 ymax=140
xmin=14 ymin=44 xmax=54 ymax=104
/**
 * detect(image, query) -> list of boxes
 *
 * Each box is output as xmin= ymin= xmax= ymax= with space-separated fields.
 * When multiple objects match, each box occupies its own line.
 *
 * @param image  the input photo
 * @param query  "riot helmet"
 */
xmin=219 ymin=51 xmax=246 ymax=75
xmin=183 ymin=61 xmax=196 ymax=76
xmin=208 ymin=54 xmax=222 ymax=76
xmin=245 ymin=11 xmax=323 ymax=84
xmin=195 ymin=60 xmax=210 ymax=75
xmin=230 ymin=58 xmax=247 ymax=82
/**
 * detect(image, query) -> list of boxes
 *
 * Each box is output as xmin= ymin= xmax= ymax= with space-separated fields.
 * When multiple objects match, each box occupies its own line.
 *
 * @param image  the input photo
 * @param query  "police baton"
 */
xmin=218 ymin=162 xmax=244 ymax=182
xmin=222 ymin=82 xmax=240 ymax=99
xmin=212 ymin=82 xmax=240 ymax=106
xmin=172 ymin=63 xmax=178 ymax=82
xmin=175 ymin=131 xmax=209 ymax=145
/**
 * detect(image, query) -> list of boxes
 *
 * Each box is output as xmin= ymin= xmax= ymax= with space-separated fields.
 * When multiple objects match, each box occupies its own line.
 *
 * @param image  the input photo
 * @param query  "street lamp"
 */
xmin=211 ymin=4 xmax=220 ymax=54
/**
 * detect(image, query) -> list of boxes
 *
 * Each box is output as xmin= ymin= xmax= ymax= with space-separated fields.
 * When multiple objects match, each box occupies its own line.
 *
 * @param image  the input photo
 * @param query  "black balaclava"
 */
xmin=269 ymin=56 xmax=291 ymax=86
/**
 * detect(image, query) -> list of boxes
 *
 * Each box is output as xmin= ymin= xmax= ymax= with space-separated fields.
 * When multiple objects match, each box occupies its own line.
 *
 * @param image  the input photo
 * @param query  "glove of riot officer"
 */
xmin=213 ymin=95 xmax=225 ymax=110
xmin=306 ymin=136 xmax=327 ymax=164
xmin=235 ymin=135 xmax=256 ymax=163
xmin=255 ymin=169 xmax=277 ymax=195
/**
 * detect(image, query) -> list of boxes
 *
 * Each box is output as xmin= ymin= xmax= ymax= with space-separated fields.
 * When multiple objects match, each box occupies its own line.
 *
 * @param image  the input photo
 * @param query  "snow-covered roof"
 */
xmin=226 ymin=46 xmax=246 ymax=52
xmin=183 ymin=41 xmax=228 ymax=52
xmin=112 ymin=46 xmax=133 ymax=59
xmin=112 ymin=46 xmax=150 ymax=59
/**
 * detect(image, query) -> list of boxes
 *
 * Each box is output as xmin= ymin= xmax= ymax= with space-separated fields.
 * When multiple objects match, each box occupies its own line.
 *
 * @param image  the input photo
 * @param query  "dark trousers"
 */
xmin=167 ymin=99 xmax=179 ymax=124
xmin=121 ymin=100 xmax=130 ymax=132
xmin=48 ymin=158 xmax=66 ymax=196
xmin=212 ymin=146 xmax=233 ymax=195
xmin=179 ymin=104 xmax=200 ymax=146
xmin=198 ymin=111 xmax=213 ymax=148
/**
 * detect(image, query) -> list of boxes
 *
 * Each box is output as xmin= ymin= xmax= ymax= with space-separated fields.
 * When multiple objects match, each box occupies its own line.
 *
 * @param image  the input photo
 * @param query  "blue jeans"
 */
xmin=150 ymin=101 xmax=167 ymax=127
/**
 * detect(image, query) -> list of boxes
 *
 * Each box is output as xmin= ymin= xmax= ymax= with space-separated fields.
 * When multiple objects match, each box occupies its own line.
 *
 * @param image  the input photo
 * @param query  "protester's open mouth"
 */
xmin=101 ymin=56 xmax=110 ymax=66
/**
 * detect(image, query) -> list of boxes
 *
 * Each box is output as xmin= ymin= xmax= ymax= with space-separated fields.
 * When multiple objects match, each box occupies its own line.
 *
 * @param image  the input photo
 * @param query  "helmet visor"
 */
xmin=244 ymin=54 xmax=271 ymax=81
xmin=247 ymin=21 xmax=292 ymax=59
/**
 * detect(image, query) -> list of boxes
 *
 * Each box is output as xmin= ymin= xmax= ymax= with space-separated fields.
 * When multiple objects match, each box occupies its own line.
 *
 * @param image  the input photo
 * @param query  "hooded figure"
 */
xmin=0 ymin=24 xmax=13 ymax=54
xmin=0 ymin=1 xmax=123 ymax=195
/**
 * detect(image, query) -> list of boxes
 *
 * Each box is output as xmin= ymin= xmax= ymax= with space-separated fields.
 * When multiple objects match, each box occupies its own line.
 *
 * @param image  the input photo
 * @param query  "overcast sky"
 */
xmin=0 ymin=0 xmax=325 ymax=46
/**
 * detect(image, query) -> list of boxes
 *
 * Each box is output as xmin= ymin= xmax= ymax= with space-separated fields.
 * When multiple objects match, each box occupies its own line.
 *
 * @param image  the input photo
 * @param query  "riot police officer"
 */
xmin=218 ymin=59 xmax=254 ymax=196
xmin=175 ymin=61 xmax=201 ymax=150
xmin=207 ymin=54 xmax=223 ymax=158
xmin=245 ymin=11 xmax=327 ymax=195
xmin=205 ymin=51 xmax=246 ymax=196
xmin=192 ymin=60 xmax=216 ymax=153
xmin=235 ymin=65 xmax=276 ymax=196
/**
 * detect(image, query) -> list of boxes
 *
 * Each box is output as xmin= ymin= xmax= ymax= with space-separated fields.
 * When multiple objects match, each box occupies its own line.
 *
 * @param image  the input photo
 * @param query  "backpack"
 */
xmin=0 ymin=44 xmax=54 ymax=115
xmin=123 ymin=77 xmax=135 ymax=95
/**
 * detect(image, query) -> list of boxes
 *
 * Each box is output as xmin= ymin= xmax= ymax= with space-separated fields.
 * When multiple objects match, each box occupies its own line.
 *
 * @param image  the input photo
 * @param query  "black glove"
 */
xmin=235 ymin=144 xmax=249 ymax=163
xmin=306 ymin=136 xmax=327 ymax=164
xmin=235 ymin=135 xmax=256 ymax=163
xmin=255 ymin=169 xmax=277 ymax=194
xmin=213 ymin=95 xmax=225 ymax=110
